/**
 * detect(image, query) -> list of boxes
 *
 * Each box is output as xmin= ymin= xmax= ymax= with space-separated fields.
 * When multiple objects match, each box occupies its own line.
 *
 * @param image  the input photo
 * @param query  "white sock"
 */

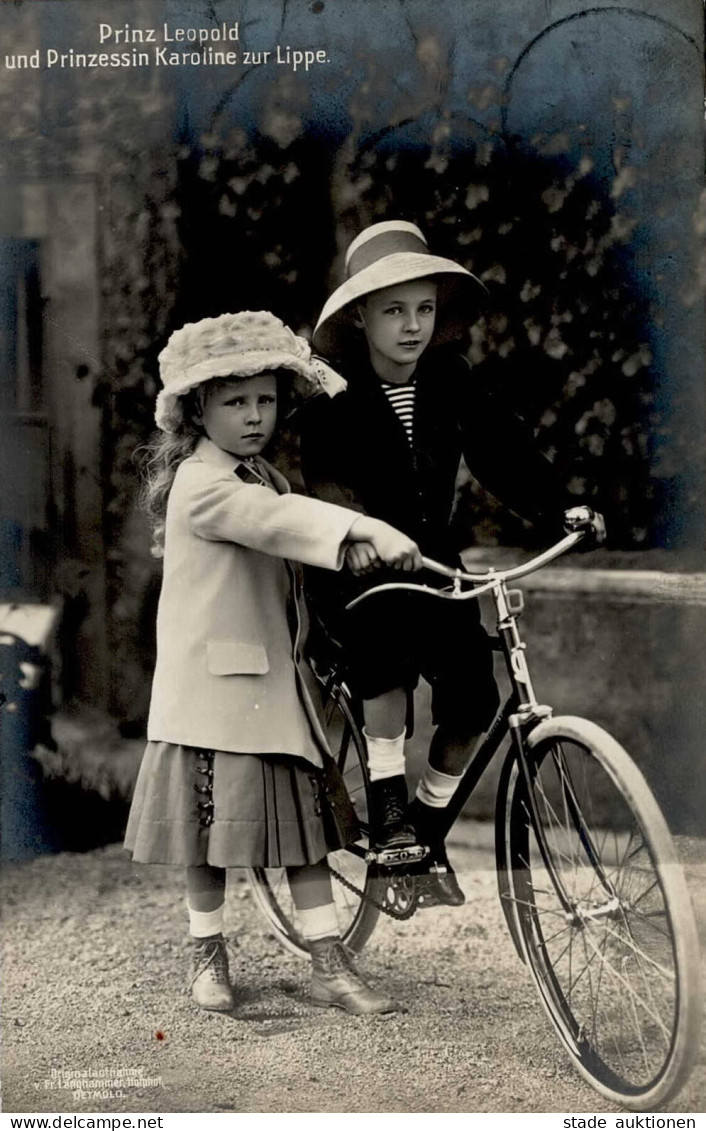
xmin=363 ymin=728 xmax=406 ymax=782
xmin=416 ymin=763 xmax=462 ymax=809
xmin=187 ymin=902 xmax=225 ymax=938
xmin=296 ymin=902 xmax=339 ymax=942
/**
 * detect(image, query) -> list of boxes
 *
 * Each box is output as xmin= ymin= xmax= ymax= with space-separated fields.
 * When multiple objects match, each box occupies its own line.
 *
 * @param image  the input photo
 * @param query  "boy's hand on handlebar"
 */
xmin=563 ymin=506 xmax=606 ymax=548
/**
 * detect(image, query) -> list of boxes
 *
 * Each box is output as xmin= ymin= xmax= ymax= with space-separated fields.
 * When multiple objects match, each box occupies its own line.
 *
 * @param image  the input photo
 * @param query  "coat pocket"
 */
xmin=206 ymin=640 xmax=269 ymax=675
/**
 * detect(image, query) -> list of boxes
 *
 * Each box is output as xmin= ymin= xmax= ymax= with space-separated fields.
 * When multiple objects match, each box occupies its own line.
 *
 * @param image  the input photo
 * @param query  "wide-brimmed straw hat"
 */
xmin=155 ymin=310 xmax=318 ymax=432
xmin=312 ymin=220 xmax=487 ymax=355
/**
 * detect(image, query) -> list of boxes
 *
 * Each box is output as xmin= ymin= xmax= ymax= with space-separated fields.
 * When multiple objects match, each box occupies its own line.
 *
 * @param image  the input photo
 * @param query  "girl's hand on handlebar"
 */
xmin=345 ymin=541 xmax=379 ymax=576
xmin=347 ymin=516 xmax=423 ymax=572
xmin=372 ymin=527 xmax=423 ymax=571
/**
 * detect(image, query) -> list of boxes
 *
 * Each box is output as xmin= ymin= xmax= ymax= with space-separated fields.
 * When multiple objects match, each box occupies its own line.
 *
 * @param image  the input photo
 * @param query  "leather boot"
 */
xmin=309 ymin=937 xmax=399 ymax=1014
xmin=408 ymin=798 xmax=466 ymax=908
xmin=368 ymin=774 xmax=416 ymax=851
xmin=190 ymin=933 xmax=234 ymax=1012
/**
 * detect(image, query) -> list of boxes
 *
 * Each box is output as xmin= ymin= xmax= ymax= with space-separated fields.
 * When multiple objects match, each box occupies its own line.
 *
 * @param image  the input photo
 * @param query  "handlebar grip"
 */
xmin=562 ymin=505 xmax=595 ymax=533
xmin=563 ymin=506 xmax=606 ymax=548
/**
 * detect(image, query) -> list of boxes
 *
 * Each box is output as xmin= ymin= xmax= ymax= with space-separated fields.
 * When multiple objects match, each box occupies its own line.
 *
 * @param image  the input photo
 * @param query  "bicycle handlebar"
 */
xmin=422 ymin=530 xmax=582 ymax=584
xmin=345 ymin=530 xmax=583 ymax=611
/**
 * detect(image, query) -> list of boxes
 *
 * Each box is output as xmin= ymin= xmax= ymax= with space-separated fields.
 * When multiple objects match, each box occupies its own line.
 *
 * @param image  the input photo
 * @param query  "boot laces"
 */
xmin=191 ymin=935 xmax=230 ymax=986
xmin=382 ymin=792 xmax=407 ymax=826
xmin=324 ymin=941 xmax=365 ymax=985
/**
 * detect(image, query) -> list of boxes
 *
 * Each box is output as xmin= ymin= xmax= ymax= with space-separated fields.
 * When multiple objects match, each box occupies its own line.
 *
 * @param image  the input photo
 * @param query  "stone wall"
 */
xmin=404 ymin=557 xmax=706 ymax=834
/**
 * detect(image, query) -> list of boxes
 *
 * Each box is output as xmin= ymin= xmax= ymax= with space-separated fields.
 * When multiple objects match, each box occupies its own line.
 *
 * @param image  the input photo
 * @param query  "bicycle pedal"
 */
xmin=367 ymin=844 xmax=427 ymax=867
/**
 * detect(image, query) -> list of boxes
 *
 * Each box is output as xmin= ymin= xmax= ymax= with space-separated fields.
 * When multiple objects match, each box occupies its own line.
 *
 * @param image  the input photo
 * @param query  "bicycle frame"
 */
xmin=343 ymin=530 xmax=616 ymax=916
xmin=254 ymin=526 xmax=703 ymax=1108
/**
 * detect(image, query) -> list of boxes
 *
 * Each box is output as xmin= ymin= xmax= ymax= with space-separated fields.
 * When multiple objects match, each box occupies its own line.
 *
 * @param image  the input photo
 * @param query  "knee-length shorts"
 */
xmin=334 ymin=586 xmax=500 ymax=733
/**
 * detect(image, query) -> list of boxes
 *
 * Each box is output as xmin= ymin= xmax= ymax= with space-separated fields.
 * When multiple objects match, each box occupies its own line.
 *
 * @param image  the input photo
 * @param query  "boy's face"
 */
xmin=196 ymin=372 xmax=278 ymax=458
xmin=357 ymin=279 xmax=437 ymax=380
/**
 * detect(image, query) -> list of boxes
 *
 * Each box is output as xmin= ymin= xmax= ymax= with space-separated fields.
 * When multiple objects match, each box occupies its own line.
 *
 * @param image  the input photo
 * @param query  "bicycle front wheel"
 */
xmin=247 ymin=681 xmax=380 ymax=958
xmin=501 ymin=715 xmax=702 ymax=1110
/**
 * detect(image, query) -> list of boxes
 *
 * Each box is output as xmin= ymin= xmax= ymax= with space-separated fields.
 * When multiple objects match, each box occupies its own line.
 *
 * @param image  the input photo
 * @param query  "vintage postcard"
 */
xmin=0 ymin=0 xmax=704 ymax=1119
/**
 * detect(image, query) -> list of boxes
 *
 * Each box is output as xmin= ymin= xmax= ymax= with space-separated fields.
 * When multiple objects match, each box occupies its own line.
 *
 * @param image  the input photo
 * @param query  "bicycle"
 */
xmin=247 ymin=514 xmax=703 ymax=1110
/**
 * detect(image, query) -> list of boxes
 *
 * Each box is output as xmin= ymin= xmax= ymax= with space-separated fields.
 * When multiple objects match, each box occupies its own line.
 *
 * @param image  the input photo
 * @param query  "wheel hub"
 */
xmin=566 ymin=894 xmax=623 ymax=927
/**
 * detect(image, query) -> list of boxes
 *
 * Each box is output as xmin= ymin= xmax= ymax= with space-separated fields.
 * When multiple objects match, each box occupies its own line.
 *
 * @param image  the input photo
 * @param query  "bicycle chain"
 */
xmin=328 ymin=861 xmax=419 ymax=921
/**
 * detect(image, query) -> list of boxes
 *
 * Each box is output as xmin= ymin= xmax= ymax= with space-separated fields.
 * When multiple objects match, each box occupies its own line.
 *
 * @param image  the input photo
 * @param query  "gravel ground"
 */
xmin=2 ymin=822 xmax=705 ymax=1115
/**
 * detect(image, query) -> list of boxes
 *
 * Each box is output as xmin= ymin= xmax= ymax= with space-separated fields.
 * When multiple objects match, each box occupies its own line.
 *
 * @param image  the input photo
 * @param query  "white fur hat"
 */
xmin=155 ymin=310 xmax=317 ymax=432
xmin=312 ymin=220 xmax=486 ymax=355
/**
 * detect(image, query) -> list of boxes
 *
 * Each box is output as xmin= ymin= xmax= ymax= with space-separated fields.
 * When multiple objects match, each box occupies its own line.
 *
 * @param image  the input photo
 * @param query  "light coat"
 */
xmin=147 ymin=436 xmax=356 ymax=766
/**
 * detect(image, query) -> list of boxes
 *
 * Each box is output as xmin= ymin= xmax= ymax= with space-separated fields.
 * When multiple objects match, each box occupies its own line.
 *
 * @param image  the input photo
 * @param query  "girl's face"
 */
xmin=357 ymin=279 xmax=437 ymax=382
xmin=196 ymin=372 xmax=278 ymax=458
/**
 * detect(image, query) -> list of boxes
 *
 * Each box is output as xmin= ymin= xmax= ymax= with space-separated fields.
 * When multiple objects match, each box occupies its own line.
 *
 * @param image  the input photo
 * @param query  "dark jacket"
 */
xmin=299 ymin=347 xmax=570 ymax=586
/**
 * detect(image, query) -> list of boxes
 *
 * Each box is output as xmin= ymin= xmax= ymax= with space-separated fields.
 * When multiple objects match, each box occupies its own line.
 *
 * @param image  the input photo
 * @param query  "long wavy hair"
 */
xmin=138 ymin=376 xmax=292 ymax=558
xmin=137 ymin=387 xmax=201 ymax=558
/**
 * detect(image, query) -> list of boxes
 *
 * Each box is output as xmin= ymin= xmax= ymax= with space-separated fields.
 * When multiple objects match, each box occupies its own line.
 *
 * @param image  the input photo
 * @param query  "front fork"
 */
xmin=497 ymin=587 xmax=616 ymax=915
xmin=496 ymin=585 xmax=579 ymax=918
xmin=507 ymin=716 xmax=577 ymax=919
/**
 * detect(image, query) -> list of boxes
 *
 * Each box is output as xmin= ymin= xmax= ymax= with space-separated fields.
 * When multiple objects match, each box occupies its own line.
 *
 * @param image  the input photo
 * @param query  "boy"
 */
xmin=300 ymin=221 xmax=604 ymax=906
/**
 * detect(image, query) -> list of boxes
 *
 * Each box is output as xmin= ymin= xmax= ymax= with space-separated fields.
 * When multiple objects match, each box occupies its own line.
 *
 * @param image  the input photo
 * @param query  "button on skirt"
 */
xmin=124 ymin=741 xmax=360 ymax=868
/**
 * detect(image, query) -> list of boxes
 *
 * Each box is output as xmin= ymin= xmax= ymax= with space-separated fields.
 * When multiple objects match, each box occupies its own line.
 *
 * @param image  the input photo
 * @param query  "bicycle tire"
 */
xmin=247 ymin=681 xmax=380 ymax=958
xmin=495 ymin=743 xmax=528 ymax=965
xmin=499 ymin=715 xmax=702 ymax=1110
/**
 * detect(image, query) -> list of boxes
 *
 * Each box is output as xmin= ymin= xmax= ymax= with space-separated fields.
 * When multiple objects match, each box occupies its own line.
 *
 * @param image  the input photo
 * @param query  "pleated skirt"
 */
xmin=124 ymin=741 xmax=360 ymax=869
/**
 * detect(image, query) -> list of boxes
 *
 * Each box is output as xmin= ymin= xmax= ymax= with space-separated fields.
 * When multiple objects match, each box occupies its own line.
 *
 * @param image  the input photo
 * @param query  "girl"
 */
xmin=124 ymin=310 xmax=422 ymax=1015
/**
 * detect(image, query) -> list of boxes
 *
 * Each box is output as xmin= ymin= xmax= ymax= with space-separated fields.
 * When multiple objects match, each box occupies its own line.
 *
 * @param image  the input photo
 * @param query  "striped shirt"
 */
xmin=381 ymin=379 xmax=416 ymax=446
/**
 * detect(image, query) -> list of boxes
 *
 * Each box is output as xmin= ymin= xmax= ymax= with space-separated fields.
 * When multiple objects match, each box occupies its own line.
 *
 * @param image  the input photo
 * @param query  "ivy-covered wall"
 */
xmin=0 ymin=0 xmax=702 ymax=728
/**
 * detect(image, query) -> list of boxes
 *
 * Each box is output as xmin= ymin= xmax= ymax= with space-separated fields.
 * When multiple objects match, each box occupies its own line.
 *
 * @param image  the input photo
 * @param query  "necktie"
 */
xmin=234 ymin=458 xmax=272 ymax=488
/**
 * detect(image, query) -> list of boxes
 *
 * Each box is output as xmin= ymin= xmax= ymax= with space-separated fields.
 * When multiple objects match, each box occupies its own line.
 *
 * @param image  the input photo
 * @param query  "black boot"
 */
xmin=368 ymin=775 xmax=416 ymax=852
xmin=409 ymin=798 xmax=466 ymax=908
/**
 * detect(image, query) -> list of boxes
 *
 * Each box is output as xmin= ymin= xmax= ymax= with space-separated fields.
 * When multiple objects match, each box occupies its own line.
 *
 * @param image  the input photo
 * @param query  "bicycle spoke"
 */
xmin=541 ymin=752 xmax=575 ymax=870
xmin=579 ymin=930 xmax=599 ymax=1045
xmin=627 ymin=906 xmax=672 ymax=939
xmin=568 ymin=916 xmax=575 ymax=1010
xmin=575 ymin=904 xmax=672 ymax=1038
xmin=529 ymin=781 xmax=581 ymax=874
xmin=549 ymin=745 xmax=614 ymax=893
xmin=541 ymin=922 xmax=575 ymax=947
xmin=630 ymin=877 xmax=661 ymax=909
xmin=500 ymin=891 xmax=568 ymax=919
xmin=591 ymin=918 xmax=611 ymax=1047
xmin=568 ymin=935 xmax=601 ymax=997
xmin=596 ymin=917 xmax=675 ymax=982
xmin=619 ymin=924 xmax=674 ymax=1061
xmin=549 ymin=910 xmax=673 ymax=1071
xmin=609 ymin=909 xmax=676 ymax=1032
xmin=546 ymin=931 xmax=578 ymax=971
xmin=551 ymin=747 xmax=584 ymax=877
xmin=610 ymin=829 xmax=653 ymax=901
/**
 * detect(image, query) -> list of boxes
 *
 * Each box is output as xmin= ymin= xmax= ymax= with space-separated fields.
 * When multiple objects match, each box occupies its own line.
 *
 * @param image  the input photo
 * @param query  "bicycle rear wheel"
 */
xmin=247 ymin=681 xmax=379 ymax=957
xmin=501 ymin=715 xmax=702 ymax=1110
